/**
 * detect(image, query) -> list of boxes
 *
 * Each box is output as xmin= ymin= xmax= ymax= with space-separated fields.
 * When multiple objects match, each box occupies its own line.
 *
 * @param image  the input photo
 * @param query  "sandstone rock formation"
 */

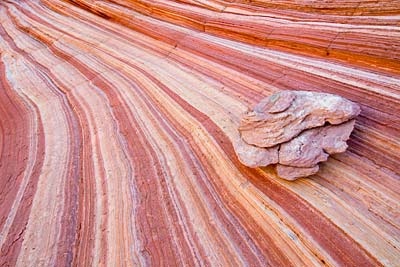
xmin=1 ymin=0 xmax=399 ymax=267
xmin=237 ymin=90 xmax=360 ymax=180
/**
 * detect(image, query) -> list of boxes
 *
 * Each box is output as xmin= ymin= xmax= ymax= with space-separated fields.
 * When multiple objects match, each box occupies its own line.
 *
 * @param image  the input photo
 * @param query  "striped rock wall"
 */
xmin=0 ymin=0 xmax=399 ymax=266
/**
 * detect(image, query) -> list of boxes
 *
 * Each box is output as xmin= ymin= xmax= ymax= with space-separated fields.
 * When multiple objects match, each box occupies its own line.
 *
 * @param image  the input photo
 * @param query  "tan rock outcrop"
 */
xmin=237 ymin=91 xmax=360 ymax=180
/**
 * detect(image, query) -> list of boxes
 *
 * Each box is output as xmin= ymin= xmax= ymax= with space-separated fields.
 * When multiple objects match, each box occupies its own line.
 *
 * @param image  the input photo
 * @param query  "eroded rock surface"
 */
xmin=236 ymin=90 xmax=360 ymax=180
xmin=279 ymin=120 xmax=356 ymax=168
xmin=235 ymin=139 xmax=279 ymax=168
xmin=239 ymin=90 xmax=360 ymax=148
xmin=1 ymin=0 xmax=399 ymax=266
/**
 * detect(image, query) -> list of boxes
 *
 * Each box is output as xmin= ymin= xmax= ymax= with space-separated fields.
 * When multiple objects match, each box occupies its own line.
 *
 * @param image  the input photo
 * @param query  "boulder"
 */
xmin=236 ymin=90 xmax=360 ymax=180
xmin=239 ymin=90 xmax=360 ymax=148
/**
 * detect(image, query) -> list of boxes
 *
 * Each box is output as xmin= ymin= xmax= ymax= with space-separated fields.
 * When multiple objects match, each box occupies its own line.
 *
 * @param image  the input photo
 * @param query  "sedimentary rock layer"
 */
xmin=0 ymin=0 xmax=399 ymax=266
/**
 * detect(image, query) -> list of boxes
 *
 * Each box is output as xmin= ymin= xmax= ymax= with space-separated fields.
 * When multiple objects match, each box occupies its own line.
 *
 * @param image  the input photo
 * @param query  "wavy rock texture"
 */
xmin=0 ymin=0 xmax=399 ymax=266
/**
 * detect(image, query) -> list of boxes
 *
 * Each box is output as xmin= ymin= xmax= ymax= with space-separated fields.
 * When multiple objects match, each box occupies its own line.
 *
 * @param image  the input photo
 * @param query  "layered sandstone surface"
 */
xmin=0 ymin=0 xmax=399 ymax=266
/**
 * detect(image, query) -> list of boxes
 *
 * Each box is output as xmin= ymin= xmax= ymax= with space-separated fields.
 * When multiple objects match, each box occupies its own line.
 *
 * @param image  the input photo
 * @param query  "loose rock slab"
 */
xmin=236 ymin=90 xmax=360 ymax=180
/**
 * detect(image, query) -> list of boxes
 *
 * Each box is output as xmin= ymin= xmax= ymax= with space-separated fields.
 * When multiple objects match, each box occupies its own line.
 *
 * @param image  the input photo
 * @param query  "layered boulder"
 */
xmin=236 ymin=90 xmax=360 ymax=180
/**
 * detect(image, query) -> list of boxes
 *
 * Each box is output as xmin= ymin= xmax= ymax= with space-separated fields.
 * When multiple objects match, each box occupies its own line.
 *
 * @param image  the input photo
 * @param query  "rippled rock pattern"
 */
xmin=0 ymin=0 xmax=399 ymax=266
xmin=237 ymin=90 xmax=360 ymax=180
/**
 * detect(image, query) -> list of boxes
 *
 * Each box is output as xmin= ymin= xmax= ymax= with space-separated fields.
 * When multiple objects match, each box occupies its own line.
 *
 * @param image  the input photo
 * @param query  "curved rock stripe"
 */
xmin=0 ymin=0 xmax=399 ymax=266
